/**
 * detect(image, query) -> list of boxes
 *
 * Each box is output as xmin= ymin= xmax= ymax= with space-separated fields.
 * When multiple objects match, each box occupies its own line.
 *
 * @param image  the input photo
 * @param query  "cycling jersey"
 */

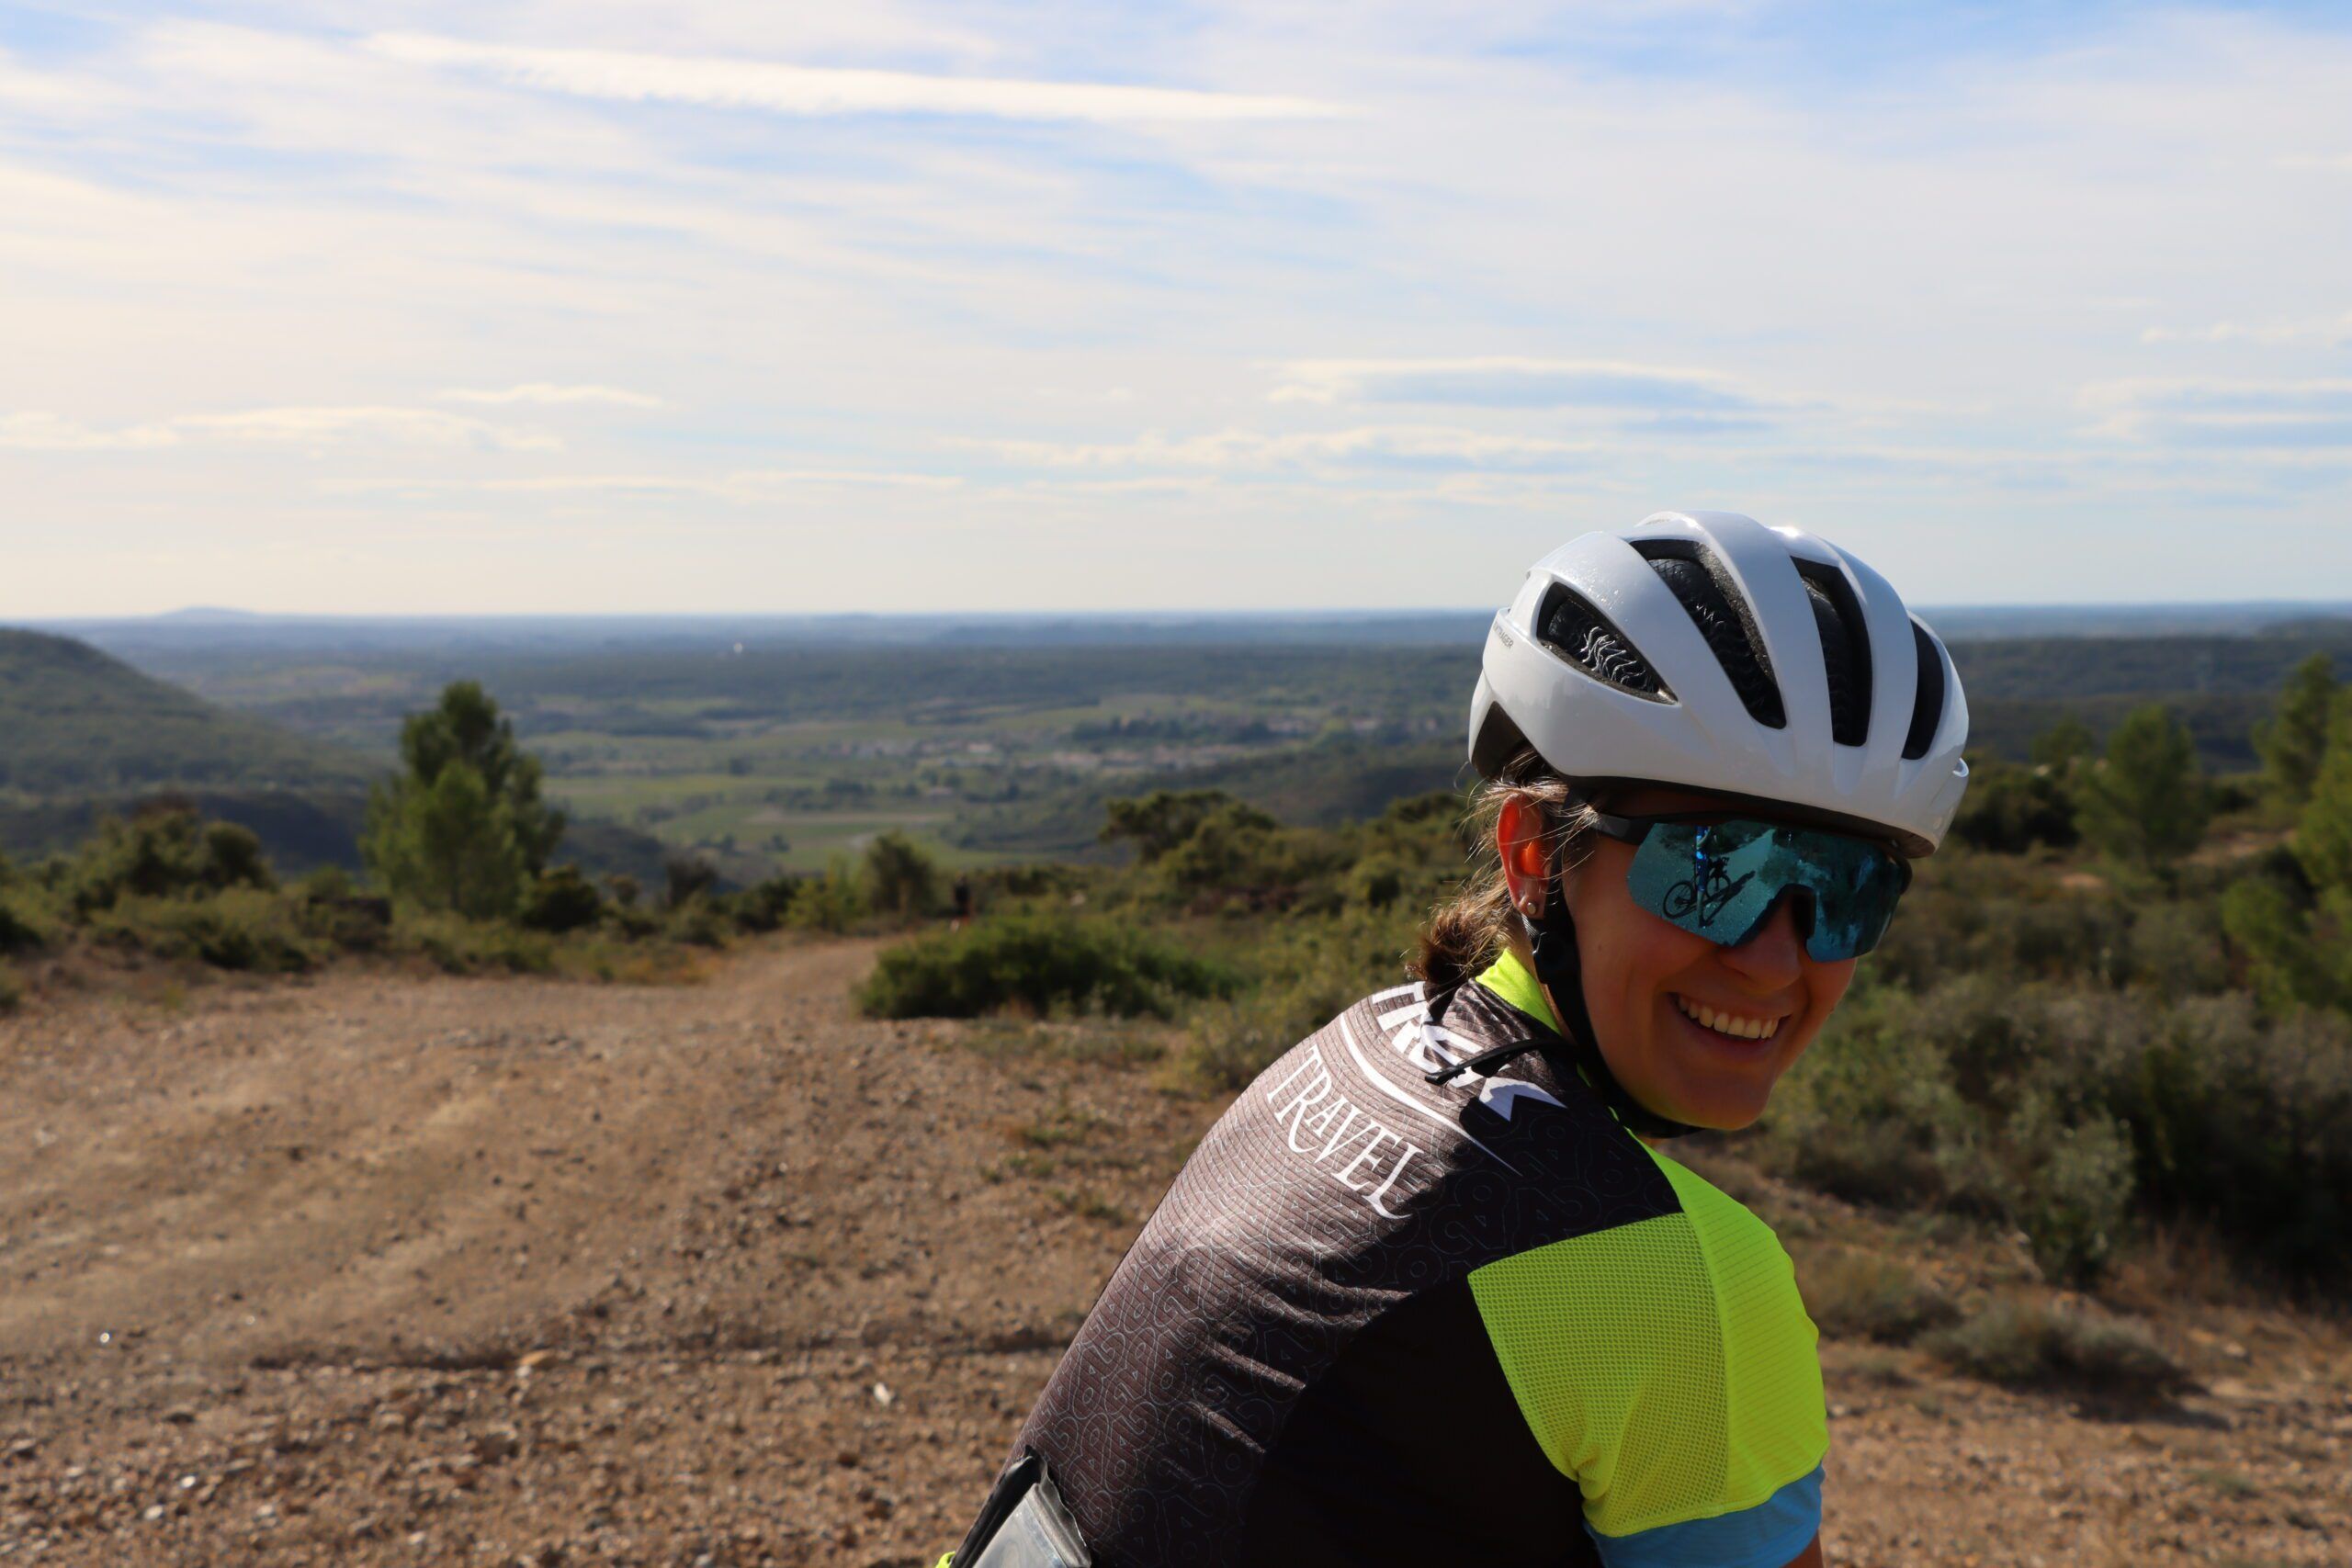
xmin=1004 ymin=952 xmax=1827 ymax=1567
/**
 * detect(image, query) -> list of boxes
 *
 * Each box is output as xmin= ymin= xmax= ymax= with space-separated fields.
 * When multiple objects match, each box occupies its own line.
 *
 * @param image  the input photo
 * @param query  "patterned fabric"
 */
xmin=1006 ymin=958 xmax=1826 ymax=1567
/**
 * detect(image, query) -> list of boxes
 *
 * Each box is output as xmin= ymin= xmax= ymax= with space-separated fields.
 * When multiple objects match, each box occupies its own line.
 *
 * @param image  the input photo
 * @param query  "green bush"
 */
xmin=0 ymin=885 xmax=57 ymax=955
xmin=399 ymin=910 xmax=557 ymax=975
xmin=2006 ymin=1094 xmax=2134 ymax=1287
xmin=519 ymin=864 xmax=605 ymax=934
xmin=857 ymin=914 xmax=1235 ymax=1021
xmin=726 ymin=874 xmax=802 ymax=933
xmin=670 ymin=900 xmax=729 ymax=949
xmin=67 ymin=807 xmax=277 ymax=914
xmin=1766 ymin=972 xmax=2352 ymax=1290
xmin=1102 ymin=790 xmax=1249 ymax=863
xmin=1792 ymin=1247 xmax=1959 ymax=1345
xmin=1176 ymin=908 xmax=1419 ymax=1090
xmin=663 ymin=853 xmax=718 ymax=909
xmin=0 ymin=959 xmax=20 ymax=1012
xmin=1923 ymin=1299 xmax=2187 ymax=1401
xmin=1951 ymin=759 xmax=2077 ymax=852
xmin=91 ymin=889 xmax=320 ymax=973
xmin=864 ymin=831 xmax=938 ymax=922
xmin=1151 ymin=802 xmax=1344 ymax=909
xmin=787 ymin=863 xmax=866 ymax=933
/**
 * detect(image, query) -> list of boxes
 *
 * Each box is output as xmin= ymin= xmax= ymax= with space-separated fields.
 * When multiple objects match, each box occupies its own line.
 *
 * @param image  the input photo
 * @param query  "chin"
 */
xmin=1668 ymin=1096 xmax=1770 ymax=1134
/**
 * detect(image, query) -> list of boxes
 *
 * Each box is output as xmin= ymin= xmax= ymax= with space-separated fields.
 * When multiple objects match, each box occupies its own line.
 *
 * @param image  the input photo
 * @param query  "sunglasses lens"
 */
xmin=1624 ymin=819 xmax=1904 ymax=961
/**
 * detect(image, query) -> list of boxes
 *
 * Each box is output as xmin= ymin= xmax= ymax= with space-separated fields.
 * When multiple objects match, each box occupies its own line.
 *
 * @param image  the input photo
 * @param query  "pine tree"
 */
xmin=361 ymin=682 xmax=562 ymax=918
xmin=2073 ymin=704 xmax=2210 ymax=873
xmin=2256 ymin=653 xmax=2337 ymax=805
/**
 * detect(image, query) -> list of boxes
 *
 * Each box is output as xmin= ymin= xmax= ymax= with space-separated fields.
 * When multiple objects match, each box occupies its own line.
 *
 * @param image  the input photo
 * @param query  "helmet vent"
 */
xmin=1796 ymin=560 xmax=1873 ymax=747
xmin=1533 ymin=584 xmax=1673 ymax=703
xmin=1630 ymin=540 xmax=1786 ymax=729
xmin=1902 ymin=618 xmax=1948 ymax=760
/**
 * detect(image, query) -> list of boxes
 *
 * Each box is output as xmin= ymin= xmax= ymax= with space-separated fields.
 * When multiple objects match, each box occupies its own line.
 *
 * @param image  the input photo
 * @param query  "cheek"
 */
xmin=1794 ymin=958 xmax=1860 ymax=1038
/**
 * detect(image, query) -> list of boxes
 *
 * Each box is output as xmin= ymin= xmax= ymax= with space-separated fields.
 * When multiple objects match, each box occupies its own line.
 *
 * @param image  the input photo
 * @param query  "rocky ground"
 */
xmin=0 ymin=940 xmax=2344 ymax=1566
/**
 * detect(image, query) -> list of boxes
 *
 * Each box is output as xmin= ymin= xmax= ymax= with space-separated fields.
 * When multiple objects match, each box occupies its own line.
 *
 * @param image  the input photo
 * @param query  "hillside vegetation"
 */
xmin=0 ymin=630 xmax=372 ymax=797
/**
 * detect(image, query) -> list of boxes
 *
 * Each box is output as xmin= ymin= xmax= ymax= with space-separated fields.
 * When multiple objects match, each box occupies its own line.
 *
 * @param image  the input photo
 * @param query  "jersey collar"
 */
xmin=1472 ymin=948 xmax=1563 ymax=1037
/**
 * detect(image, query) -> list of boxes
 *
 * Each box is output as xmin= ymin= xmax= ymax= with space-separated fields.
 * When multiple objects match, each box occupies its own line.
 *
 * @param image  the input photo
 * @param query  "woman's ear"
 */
xmin=1497 ymin=795 xmax=1550 ymax=918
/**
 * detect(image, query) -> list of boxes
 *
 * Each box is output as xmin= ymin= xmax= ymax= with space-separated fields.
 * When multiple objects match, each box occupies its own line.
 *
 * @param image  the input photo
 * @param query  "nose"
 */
xmin=1721 ymin=895 xmax=1806 ymax=990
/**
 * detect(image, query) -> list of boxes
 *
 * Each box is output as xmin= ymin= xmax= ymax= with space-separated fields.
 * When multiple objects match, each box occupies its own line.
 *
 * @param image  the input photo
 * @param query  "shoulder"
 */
xmin=1467 ymin=1150 xmax=1826 ymax=1562
xmin=1225 ymin=982 xmax=1676 ymax=1236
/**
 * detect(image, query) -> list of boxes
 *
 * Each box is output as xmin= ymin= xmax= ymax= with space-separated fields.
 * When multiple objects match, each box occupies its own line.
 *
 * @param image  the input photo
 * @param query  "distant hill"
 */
xmin=0 ymin=629 xmax=376 ymax=797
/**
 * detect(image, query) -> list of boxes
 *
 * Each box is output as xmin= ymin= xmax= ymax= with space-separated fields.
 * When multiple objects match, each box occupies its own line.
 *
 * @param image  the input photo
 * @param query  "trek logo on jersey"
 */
xmin=1260 ymin=1043 xmax=1422 ymax=1219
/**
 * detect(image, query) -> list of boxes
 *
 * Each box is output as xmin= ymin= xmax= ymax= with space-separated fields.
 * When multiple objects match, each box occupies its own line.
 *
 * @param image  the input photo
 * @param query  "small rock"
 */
xmin=161 ymin=1406 xmax=198 ymax=1427
xmin=872 ymin=1382 xmax=893 ymax=1407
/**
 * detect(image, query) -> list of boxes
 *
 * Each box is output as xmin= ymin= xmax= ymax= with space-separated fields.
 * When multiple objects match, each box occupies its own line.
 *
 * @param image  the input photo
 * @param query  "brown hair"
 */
xmin=1411 ymin=749 xmax=1605 ymax=993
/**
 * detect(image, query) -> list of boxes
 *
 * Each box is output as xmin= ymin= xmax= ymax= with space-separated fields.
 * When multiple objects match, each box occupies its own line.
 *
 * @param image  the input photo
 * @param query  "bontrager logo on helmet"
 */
xmin=1468 ymin=510 xmax=1971 ymax=858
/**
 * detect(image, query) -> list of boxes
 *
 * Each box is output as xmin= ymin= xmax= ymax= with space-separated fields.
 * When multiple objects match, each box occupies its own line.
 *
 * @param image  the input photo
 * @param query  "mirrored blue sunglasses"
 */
xmin=1589 ymin=808 xmax=1913 ymax=962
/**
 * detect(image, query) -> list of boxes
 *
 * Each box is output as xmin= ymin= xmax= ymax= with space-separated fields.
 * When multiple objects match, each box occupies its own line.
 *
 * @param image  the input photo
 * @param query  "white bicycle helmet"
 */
xmin=1470 ymin=511 xmax=1969 ymax=856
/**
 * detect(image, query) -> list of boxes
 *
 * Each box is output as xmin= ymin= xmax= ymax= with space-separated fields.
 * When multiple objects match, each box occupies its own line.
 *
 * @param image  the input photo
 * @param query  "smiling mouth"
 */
xmin=1671 ymin=993 xmax=1784 ymax=1042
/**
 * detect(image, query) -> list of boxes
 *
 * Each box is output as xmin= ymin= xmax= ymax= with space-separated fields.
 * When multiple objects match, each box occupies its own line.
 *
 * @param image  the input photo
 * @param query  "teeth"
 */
xmin=1674 ymin=994 xmax=1781 ymax=1042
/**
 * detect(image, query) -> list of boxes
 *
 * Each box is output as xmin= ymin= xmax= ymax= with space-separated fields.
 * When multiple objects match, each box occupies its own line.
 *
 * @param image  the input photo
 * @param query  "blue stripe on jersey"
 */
xmin=1586 ymin=1464 xmax=1822 ymax=1568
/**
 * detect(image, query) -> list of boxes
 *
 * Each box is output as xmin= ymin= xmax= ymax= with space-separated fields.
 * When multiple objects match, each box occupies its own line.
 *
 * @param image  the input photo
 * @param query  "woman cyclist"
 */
xmin=945 ymin=511 xmax=1970 ymax=1568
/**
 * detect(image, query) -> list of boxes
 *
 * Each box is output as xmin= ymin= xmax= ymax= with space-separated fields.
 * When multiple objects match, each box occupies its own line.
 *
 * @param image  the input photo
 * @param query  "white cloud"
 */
xmin=0 ymin=406 xmax=557 ymax=453
xmin=340 ymin=468 xmax=962 ymax=499
xmin=439 ymin=383 xmax=665 ymax=407
xmin=2079 ymin=377 xmax=2352 ymax=449
xmin=367 ymin=33 xmax=1348 ymax=124
xmin=2140 ymin=312 xmax=2352 ymax=346
xmin=1268 ymin=357 xmax=1758 ymax=413
xmin=970 ymin=425 xmax=1598 ymax=472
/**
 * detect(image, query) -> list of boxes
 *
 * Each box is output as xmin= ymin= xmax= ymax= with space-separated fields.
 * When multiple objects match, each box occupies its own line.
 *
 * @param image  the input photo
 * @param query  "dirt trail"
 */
xmin=0 ymin=942 xmax=2344 ymax=1565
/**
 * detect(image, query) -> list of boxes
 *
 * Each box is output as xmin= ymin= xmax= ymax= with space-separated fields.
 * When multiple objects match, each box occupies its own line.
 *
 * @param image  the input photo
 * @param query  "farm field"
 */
xmin=0 ymin=940 xmax=2344 ymax=1566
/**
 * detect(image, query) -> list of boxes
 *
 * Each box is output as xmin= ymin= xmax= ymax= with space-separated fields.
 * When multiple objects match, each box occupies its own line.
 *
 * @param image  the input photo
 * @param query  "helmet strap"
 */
xmin=1520 ymin=839 xmax=1700 ymax=1142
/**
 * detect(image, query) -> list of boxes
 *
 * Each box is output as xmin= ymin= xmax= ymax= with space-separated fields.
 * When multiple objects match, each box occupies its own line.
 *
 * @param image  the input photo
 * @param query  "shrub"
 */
xmin=663 ymin=853 xmax=718 ymax=909
xmin=1102 ymin=790 xmax=1247 ymax=863
xmin=2006 ymin=1095 xmax=2134 ymax=1288
xmin=399 ymin=910 xmax=557 ymax=975
xmin=91 ymin=889 xmax=319 ymax=973
xmin=1951 ymin=759 xmax=2076 ymax=852
xmin=670 ymin=900 xmax=729 ymax=949
xmin=0 ymin=960 xmax=19 ymax=1012
xmin=864 ymin=831 xmax=938 ymax=923
xmin=726 ymin=874 xmax=801 ymax=934
xmin=856 ymin=914 xmax=1235 ymax=1021
xmin=1768 ymin=974 xmax=2352 ymax=1292
xmin=1792 ymin=1247 xmax=1958 ymax=1345
xmin=519 ymin=865 xmax=605 ymax=934
xmin=0 ymin=886 xmax=56 ymax=955
xmin=787 ymin=863 xmax=866 ymax=934
xmin=67 ymin=807 xmax=277 ymax=913
xmin=1923 ymin=1299 xmax=2187 ymax=1401
xmin=200 ymin=822 xmax=275 ymax=892
xmin=1758 ymin=985 xmax=1964 ymax=1209
xmin=1152 ymin=804 xmax=1341 ymax=909
xmin=1175 ymin=908 xmax=1418 ymax=1090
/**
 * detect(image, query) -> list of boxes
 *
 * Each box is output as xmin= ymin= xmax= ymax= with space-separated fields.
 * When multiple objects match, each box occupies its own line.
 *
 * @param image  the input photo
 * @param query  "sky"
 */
xmin=1 ymin=1 xmax=2348 ymax=615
